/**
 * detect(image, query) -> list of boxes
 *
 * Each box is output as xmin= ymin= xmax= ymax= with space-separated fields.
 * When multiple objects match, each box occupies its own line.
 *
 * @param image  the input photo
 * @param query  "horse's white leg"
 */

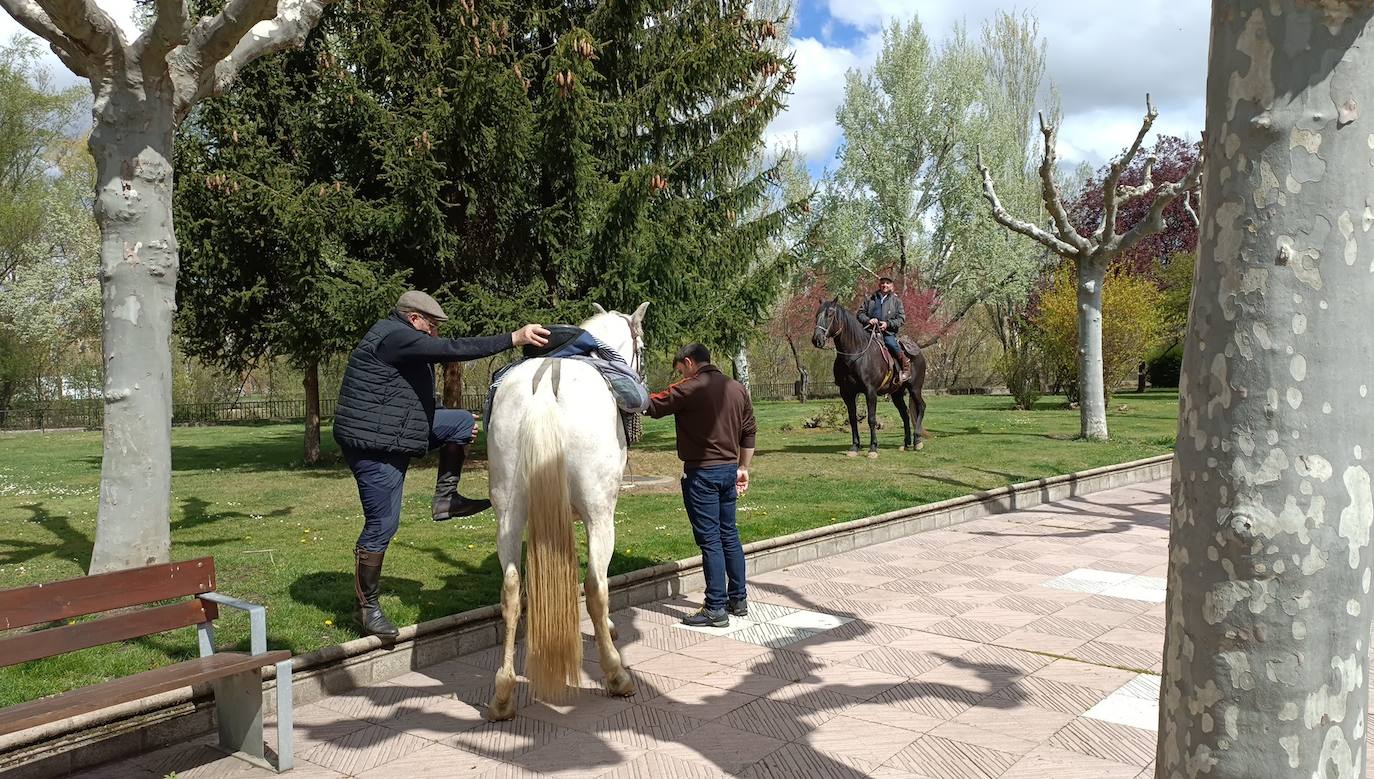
xmin=488 ymin=495 xmax=527 ymax=721
xmin=584 ymin=507 xmax=634 ymax=697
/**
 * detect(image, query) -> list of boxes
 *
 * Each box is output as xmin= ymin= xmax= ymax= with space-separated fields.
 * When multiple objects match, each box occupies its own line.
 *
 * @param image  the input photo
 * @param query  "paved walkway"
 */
xmin=79 ymin=481 xmax=1183 ymax=778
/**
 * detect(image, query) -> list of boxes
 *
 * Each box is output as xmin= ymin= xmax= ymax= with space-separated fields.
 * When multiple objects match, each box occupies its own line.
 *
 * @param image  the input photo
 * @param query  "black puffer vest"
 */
xmin=333 ymin=314 xmax=436 ymax=455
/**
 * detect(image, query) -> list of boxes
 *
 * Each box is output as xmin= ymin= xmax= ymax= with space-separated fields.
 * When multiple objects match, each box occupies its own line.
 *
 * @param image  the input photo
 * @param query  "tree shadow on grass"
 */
xmin=0 ymin=502 xmax=93 ymax=570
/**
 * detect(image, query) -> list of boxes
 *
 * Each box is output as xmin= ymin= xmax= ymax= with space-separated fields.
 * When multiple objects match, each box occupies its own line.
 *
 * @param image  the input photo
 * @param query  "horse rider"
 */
xmin=859 ymin=275 xmax=911 ymax=382
xmin=334 ymin=290 xmax=549 ymax=637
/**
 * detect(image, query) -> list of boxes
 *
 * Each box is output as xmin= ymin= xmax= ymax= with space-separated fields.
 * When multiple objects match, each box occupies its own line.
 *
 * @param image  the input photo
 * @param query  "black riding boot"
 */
xmin=432 ymin=443 xmax=492 ymax=521
xmin=898 ymin=350 xmax=912 ymax=383
xmin=355 ymin=548 xmax=399 ymax=638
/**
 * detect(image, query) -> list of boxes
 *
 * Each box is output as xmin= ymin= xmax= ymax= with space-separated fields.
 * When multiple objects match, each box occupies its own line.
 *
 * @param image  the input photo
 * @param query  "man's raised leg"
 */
xmin=431 ymin=409 xmax=491 ymax=520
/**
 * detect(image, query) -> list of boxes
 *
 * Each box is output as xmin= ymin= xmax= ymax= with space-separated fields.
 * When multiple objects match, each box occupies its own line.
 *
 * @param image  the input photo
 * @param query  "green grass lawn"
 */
xmin=0 ymin=392 xmax=1179 ymax=706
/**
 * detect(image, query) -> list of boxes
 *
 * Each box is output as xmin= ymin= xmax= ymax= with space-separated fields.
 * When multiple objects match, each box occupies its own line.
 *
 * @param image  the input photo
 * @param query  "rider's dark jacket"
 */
xmin=858 ymin=292 xmax=906 ymax=333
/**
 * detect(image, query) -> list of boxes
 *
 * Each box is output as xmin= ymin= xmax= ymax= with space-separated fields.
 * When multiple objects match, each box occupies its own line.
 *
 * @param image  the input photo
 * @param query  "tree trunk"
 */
xmin=732 ymin=347 xmax=751 ymax=394
xmin=88 ymin=90 xmax=179 ymax=574
xmin=1137 ymin=360 xmax=1148 ymax=394
xmin=786 ymin=336 xmax=807 ymax=401
xmin=443 ymin=361 xmax=465 ymax=409
xmin=0 ymin=379 xmax=14 ymax=426
xmin=1075 ymin=260 xmax=1108 ymax=440
xmin=303 ymin=358 xmax=321 ymax=465
xmin=1157 ymin=3 xmax=1374 ymax=776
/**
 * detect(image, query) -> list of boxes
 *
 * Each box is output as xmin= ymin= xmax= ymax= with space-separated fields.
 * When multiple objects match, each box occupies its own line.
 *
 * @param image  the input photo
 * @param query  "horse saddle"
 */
xmin=521 ymin=324 xmax=591 ymax=359
xmin=877 ymin=335 xmax=917 ymax=392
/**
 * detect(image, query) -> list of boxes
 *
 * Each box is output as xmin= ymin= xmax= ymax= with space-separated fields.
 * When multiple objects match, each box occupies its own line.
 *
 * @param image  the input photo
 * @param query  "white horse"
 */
xmin=484 ymin=302 xmax=648 ymax=720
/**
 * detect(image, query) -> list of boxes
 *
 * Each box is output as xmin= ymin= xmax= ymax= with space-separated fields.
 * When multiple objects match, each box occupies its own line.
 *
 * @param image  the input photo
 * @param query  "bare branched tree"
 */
xmin=976 ymin=95 xmax=1202 ymax=440
xmin=0 ymin=0 xmax=335 ymax=572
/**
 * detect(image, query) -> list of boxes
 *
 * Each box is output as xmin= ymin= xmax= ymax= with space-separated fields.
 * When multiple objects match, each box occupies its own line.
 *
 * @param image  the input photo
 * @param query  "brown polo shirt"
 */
xmin=646 ymin=365 xmax=757 ymax=470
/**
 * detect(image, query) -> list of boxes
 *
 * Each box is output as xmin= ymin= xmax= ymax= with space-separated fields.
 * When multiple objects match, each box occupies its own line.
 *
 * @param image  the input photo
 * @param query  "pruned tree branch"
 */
xmin=1181 ymin=187 xmax=1199 ymax=227
xmin=1118 ymin=154 xmax=1157 ymax=202
xmin=171 ymin=0 xmax=334 ymax=120
xmin=977 ymin=145 xmax=1079 ymax=258
xmin=1098 ymin=93 xmax=1158 ymax=242
xmin=1115 ymin=149 xmax=1205 ymax=255
xmin=1036 ymin=112 xmax=1090 ymax=253
xmin=136 ymin=0 xmax=191 ymax=71
xmin=33 ymin=0 xmax=123 ymax=65
xmin=0 ymin=0 xmax=97 ymax=76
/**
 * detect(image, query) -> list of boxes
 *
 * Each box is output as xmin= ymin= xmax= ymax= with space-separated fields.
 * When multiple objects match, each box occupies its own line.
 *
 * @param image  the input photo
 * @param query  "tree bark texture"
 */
xmin=443 ymin=361 xmax=465 ymax=409
xmin=89 ymin=89 xmax=178 ymax=573
xmin=1158 ymin=3 xmax=1374 ymax=777
xmin=733 ymin=347 xmax=751 ymax=394
xmin=1076 ymin=261 xmax=1108 ymax=440
xmin=303 ymin=357 xmax=321 ymax=465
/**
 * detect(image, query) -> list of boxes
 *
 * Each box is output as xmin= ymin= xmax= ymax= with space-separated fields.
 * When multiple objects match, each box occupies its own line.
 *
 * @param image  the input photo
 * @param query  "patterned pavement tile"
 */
xmin=844 ymin=645 xmax=949 ymax=678
xmin=884 ymin=734 xmax=1021 ymax=779
xmin=1049 ymin=717 xmax=1157 ymax=766
xmin=447 ymin=717 xmax=576 ymax=762
xmin=599 ymin=751 xmax=730 ymax=779
xmin=721 ymin=696 xmax=837 ymax=741
xmin=641 ymin=682 xmax=755 ymax=721
xmin=303 ymin=724 xmax=433 ymax=776
xmin=588 ymin=705 xmax=709 ymax=750
xmin=817 ymin=618 xmax=918 ymax=646
xmin=509 ymin=729 xmax=647 ymax=778
xmin=654 ymin=722 xmax=785 ymax=775
xmin=1025 ymin=615 xmax=1111 ymax=641
xmin=1067 ymin=641 xmax=1160 ymax=671
xmin=802 ymin=714 xmax=922 ymax=764
xmin=983 ymin=676 xmax=1110 ymax=717
xmin=740 ymin=742 xmax=878 ymax=779
xmin=900 ymin=596 xmax=978 ymax=618
xmin=353 ymin=742 xmax=501 ymax=778
xmin=865 ymin=680 xmax=987 ymax=720
xmin=1001 ymin=746 xmax=1143 ymax=778
xmin=924 ymin=617 xmax=1017 ymax=644
xmin=994 ymin=628 xmax=1089 ymax=656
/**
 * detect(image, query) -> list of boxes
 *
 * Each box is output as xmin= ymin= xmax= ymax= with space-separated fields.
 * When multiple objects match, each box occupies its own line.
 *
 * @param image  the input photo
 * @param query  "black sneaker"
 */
xmin=727 ymin=598 xmax=748 ymax=617
xmin=681 ymin=607 xmax=729 ymax=628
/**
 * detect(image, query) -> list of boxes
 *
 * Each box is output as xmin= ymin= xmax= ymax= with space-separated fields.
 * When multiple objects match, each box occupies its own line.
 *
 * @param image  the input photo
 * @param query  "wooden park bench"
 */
xmin=0 ymin=557 xmax=295 ymax=772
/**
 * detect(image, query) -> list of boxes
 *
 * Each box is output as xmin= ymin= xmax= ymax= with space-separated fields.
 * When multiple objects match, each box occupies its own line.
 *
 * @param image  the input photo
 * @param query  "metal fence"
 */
xmin=0 ymin=385 xmax=1006 ymax=432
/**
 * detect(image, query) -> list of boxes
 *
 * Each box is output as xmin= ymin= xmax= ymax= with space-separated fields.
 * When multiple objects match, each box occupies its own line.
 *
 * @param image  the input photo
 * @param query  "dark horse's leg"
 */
xmin=909 ymin=379 xmax=927 ymax=451
xmin=842 ymin=390 xmax=861 ymax=456
xmin=890 ymin=391 xmax=912 ymax=451
xmin=865 ymin=392 xmax=879 ymax=458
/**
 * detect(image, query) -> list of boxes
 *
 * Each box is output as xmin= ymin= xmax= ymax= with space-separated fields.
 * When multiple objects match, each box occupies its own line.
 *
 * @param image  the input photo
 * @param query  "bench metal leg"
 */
xmin=275 ymin=660 xmax=294 ymax=772
xmin=213 ymin=669 xmax=268 ymax=769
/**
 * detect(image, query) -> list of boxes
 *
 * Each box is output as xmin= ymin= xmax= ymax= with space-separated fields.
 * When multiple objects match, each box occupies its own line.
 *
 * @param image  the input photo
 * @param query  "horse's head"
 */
xmin=582 ymin=301 xmax=649 ymax=378
xmin=812 ymin=297 xmax=842 ymax=349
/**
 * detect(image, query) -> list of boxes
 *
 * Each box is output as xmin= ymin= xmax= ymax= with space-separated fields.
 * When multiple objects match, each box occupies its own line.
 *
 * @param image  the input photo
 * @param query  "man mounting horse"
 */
xmin=813 ymin=286 xmax=928 ymax=458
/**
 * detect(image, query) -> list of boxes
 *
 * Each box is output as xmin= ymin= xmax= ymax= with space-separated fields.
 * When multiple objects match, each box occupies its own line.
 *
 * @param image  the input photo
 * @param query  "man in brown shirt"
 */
xmin=647 ymin=343 xmax=757 ymax=627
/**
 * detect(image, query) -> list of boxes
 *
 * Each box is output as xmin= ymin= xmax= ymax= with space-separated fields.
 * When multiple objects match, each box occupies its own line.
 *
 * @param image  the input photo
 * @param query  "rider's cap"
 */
xmin=396 ymin=290 xmax=448 ymax=322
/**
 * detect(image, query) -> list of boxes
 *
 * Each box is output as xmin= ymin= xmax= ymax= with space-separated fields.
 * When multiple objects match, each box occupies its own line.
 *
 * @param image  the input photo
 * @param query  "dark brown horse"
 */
xmin=812 ymin=298 xmax=928 ymax=457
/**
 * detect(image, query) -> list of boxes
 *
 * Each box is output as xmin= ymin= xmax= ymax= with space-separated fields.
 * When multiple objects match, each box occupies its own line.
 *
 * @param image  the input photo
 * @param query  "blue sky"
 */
xmin=766 ymin=0 xmax=1211 ymax=180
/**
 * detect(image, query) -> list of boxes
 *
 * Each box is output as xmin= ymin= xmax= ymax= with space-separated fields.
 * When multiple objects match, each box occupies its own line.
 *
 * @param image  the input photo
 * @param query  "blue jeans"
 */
xmin=882 ymin=332 xmax=901 ymax=361
xmin=345 ymin=409 xmax=476 ymax=553
xmin=681 ymin=465 xmax=746 ymax=611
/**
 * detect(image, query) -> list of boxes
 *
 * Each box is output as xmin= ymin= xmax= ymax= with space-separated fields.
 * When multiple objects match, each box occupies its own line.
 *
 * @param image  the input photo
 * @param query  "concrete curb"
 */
xmin=0 ymin=453 xmax=1173 ymax=776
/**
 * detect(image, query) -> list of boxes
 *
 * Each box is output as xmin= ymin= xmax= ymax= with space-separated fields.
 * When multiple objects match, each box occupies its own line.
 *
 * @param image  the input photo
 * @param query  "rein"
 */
xmin=818 ymin=313 xmax=880 ymax=359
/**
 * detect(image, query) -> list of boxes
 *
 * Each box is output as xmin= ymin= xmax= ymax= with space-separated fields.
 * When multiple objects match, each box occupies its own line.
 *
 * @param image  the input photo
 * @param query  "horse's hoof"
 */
xmin=605 ymin=669 xmax=636 ymax=697
xmin=487 ymin=695 xmax=517 ymax=722
xmin=846 ymin=450 xmax=858 ymax=458
xmin=899 ymin=445 xmax=907 ymax=452
xmin=915 ymin=441 xmax=925 ymax=451
xmin=867 ymin=451 xmax=879 ymax=459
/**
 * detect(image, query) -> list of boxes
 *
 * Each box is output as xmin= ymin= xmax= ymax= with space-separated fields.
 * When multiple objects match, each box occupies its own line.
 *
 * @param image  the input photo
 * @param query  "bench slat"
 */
xmin=0 ymin=557 xmax=216 ymax=630
xmin=0 ymin=650 xmax=292 ymax=737
xmin=0 ymin=600 xmax=219 ymax=668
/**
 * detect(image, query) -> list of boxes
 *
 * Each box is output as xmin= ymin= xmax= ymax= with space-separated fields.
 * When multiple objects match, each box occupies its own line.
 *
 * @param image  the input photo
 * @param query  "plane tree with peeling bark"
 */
xmin=1157 ymin=2 xmax=1374 ymax=776
xmin=977 ymin=96 xmax=1201 ymax=441
xmin=0 ymin=0 xmax=335 ymax=572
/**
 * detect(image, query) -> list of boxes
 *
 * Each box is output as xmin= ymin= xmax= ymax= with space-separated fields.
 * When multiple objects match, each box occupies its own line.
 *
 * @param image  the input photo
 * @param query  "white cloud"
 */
xmin=766 ymin=36 xmax=866 ymax=163
xmin=794 ymin=0 xmax=1209 ymax=170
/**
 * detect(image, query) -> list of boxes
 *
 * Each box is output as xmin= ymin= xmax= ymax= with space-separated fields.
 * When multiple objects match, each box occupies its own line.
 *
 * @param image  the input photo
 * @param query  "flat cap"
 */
xmin=395 ymin=290 xmax=448 ymax=321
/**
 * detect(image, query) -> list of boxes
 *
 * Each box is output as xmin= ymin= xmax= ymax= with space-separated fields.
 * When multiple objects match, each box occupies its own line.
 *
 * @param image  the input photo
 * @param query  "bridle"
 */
xmin=815 ymin=304 xmax=878 ymax=359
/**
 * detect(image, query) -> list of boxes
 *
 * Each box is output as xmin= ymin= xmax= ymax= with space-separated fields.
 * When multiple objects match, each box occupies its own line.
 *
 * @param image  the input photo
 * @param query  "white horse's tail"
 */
xmin=519 ymin=392 xmax=582 ymax=702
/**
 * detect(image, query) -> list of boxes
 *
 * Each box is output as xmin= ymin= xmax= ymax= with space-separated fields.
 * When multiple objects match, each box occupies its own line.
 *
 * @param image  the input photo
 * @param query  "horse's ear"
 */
xmin=632 ymin=301 xmax=649 ymax=325
xmin=591 ymin=303 xmax=607 ymax=315
xmin=831 ymin=296 xmax=840 ymax=305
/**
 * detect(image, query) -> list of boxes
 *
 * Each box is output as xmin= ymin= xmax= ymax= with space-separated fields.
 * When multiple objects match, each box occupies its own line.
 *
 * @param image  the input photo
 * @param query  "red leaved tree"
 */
xmin=1069 ymin=135 xmax=1201 ymax=277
